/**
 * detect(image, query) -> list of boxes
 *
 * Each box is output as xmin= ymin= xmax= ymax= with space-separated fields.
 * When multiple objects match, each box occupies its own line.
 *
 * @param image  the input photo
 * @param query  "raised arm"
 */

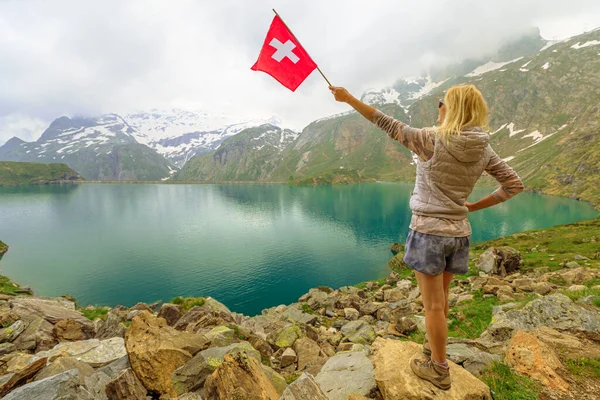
xmin=329 ymin=86 xmax=434 ymax=161
xmin=466 ymin=150 xmax=525 ymax=212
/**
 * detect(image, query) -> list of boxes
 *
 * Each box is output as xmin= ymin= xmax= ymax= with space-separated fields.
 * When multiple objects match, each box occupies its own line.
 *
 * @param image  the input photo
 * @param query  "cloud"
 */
xmin=0 ymin=0 xmax=599 ymax=144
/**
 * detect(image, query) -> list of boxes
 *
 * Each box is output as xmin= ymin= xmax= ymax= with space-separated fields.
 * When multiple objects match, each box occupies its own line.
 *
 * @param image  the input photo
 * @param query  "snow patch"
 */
xmin=571 ymin=40 xmax=600 ymax=50
xmin=465 ymin=57 xmax=523 ymax=77
xmin=408 ymin=76 xmax=450 ymax=100
xmin=507 ymin=123 xmax=526 ymax=137
xmin=522 ymin=130 xmax=543 ymax=143
xmin=539 ymin=40 xmax=559 ymax=52
xmin=541 ymin=62 xmax=550 ymax=70
xmin=502 ymin=156 xmax=515 ymax=162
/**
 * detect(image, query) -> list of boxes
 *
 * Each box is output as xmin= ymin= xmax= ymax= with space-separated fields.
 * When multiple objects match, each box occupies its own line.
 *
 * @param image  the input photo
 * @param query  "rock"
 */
xmin=568 ymin=284 xmax=587 ymax=291
xmin=97 ymin=355 xmax=131 ymax=379
xmin=281 ymin=347 xmax=297 ymax=368
xmin=565 ymin=261 xmax=581 ymax=269
xmin=445 ymin=343 xmax=477 ymax=364
xmin=12 ymin=316 xmax=57 ymax=352
xmin=456 ymin=294 xmax=474 ymax=304
xmin=53 ymin=319 xmax=93 ymax=342
xmin=504 ymin=331 xmax=569 ymax=392
xmin=359 ymin=302 xmax=381 ymax=316
xmin=83 ymin=370 xmax=111 ymax=399
xmin=340 ymin=321 xmax=376 ymax=345
xmin=496 ymin=286 xmax=515 ymax=302
xmin=293 ymin=337 xmax=326 ymax=375
xmin=261 ymin=364 xmax=287 ymax=395
xmin=396 ymin=279 xmax=413 ymax=291
xmin=125 ymin=310 xmax=209 ymax=398
xmin=492 ymin=302 xmax=520 ymax=315
xmin=483 ymin=294 xmax=600 ymax=342
xmin=0 ymin=320 xmax=25 ymax=343
xmin=158 ymin=304 xmax=183 ymax=327
xmin=172 ymin=341 xmax=261 ymax=395
xmin=376 ymin=308 xmax=391 ymax=322
xmin=204 ymin=353 xmax=279 ymax=400
xmin=344 ymin=308 xmax=360 ymax=321
xmin=306 ymin=290 xmax=333 ymax=310
xmin=573 ymin=254 xmax=589 ymax=261
xmin=2 ymin=369 xmax=82 ymax=400
xmin=206 ymin=326 xmax=236 ymax=347
xmin=105 ymin=368 xmax=147 ymax=400
xmin=35 ymin=356 xmax=94 ymax=384
xmin=36 ymin=337 xmax=127 ymax=368
xmin=394 ymin=317 xmax=417 ymax=335
xmin=95 ymin=313 xmax=125 ymax=340
xmin=315 ymin=350 xmax=375 ymax=400
xmin=267 ymin=325 xmax=303 ymax=349
xmin=283 ymin=307 xmax=318 ymax=326
xmin=579 ymin=295 xmax=600 ymax=306
xmin=178 ymin=394 xmax=204 ymax=400
xmin=280 ymin=372 xmax=327 ymax=400
xmin=384 ymin=288 xmax=406 ymax=302
xmin=477 ymin=247 xmax=521 ymax=277
xmin=390 ymin=243 xmax=404 ymax=255
xmin=0 ymin=343 xmax=16 ymax=356
xmin=531 ymin=282 xmax=553 ymax=295
xmin=0 ymin=356 xmax=47 ymax=397
xmin=371 ymin=338 xmax=491 ymax=399
xmin=9 ymin=296 xmax=93 ymax=328
xmin=462 ymin=352 xmax=501 ymax=377
xmin=560 ymin=267 xmax=593 ymax=284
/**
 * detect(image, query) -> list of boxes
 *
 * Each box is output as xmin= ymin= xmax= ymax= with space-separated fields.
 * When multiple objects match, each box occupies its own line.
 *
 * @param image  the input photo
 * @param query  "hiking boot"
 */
xmin=423 ymin=334 xmax=431 ymax=357
xmin=410 ymin=357 xmax=451 ymax=390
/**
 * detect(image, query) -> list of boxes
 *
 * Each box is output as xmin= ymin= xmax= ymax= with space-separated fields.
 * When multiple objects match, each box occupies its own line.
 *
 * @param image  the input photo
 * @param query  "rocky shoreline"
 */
xmin=0 ymin=217 xmax=599 ymax=399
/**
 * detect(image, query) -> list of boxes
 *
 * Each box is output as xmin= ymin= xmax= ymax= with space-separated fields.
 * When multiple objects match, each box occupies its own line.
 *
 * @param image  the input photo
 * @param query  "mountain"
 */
xmin=0 ymin=115 xmax=175 ymax=181
xmin=176 ymin=124 xmax=299 ymax=181
xmin=178 ymin=28 xmax=600 ymax=208
xmin=125 ymin=109 xmax=281 ymax=167
xmin=361 ymin=27 xmax=547 ymax=108
xmin=0 ymin=161 xmax=83 ymax=185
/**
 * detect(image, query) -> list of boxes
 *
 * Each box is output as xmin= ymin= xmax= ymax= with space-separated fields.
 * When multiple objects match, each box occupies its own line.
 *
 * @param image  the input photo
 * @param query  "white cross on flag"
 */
xmin=251 ymin=16 xmax=318 ymax=91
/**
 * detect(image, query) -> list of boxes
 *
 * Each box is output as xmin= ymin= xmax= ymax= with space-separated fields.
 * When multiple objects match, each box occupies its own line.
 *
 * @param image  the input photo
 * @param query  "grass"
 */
xmin=0 ymin=161 xmax=83 ymax=186
xmin=0 ymin=275 xmax=22 ymax=295
xmin=480 ymin=362 xmax=540 ymax=400
xmin=80 ymin=307 xmax=109 ymax=321
xmin=171 ymin=296 xmax=206 ymax=311
xmin=585 ymin=277 xmax=600 ymax=288
xmin=447 ymin=291 xmax=501 ymax=339
xmin=284 ymin=373 xmax=301 ymax=384
xmin=564 ymin=357 xmax=600 ymax=378
xmin=228 ymin=325 xmax=247 ymax=340
xmin=559 ymin=288 xmax=600 ymax=302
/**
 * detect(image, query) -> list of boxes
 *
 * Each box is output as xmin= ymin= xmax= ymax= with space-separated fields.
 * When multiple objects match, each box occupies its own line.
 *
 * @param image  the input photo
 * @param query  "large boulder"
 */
xmin=293 ymin=337 xmax=327 ymax=375
xmin=9 ymin=296 xmax=92 ymax=328
xmin=483 ymin=294 xmax=600 ymax=342
xmin=203 ymin=353 xmax=279 ymax=400
xmin=280 ymin=373 xmax=328 ymax=400
xmin=340 ymin=321 xmax=376 ymax=344
xmin=0 ymin=356 xmax=47 ymax=397
xmin=315 ymin=350 xmax=376 ymax=400
xmin=105 ymin=368 xmax=148 ymax=400
xmin=35 ymin=356 xmax=95 ymax=384
xmin=370 ymin=338 xmax=491 ymax=400
xmin=0 ymin=320 xmax=25 ymax=343
xmin=124 ymin=310 xmax=209 ymax=398
xmin=53 ymin=319 xmax=94 ymax=342
xmin=504 ymin=331 xmax=569 ymax=392
xmin=267 ymin=324 xmax=303 ymax=349
xmin=172 ymin=341 xmax=260 ymax=395
xmin=3 ymin=369 xmax=83 ymax=400
xmin=283 ymin=307 xmax=318 ymax=326
xmin=36 ymin=338 xmax=127 ymax=368
xmin=11 ymin=316 xmax=56 ymax=352
xmin=477 ymin=247 xmax=521 ymax=277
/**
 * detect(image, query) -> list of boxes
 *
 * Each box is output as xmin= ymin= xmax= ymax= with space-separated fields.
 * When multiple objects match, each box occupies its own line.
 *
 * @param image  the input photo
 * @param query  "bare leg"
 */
xmin=443 ymin=272 xmax=453 ymax=318
xmin=415 ymin=270 xmax=447 ymax=364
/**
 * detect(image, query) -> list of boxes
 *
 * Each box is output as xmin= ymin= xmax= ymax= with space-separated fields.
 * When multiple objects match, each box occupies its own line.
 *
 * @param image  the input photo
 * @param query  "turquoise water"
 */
xmin=0 ymin=183 xmax=597 ymax=315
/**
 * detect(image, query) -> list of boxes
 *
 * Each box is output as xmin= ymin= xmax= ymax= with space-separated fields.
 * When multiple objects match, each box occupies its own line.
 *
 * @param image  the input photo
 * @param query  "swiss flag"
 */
xmin=251 ymin=16 xmax=318 ymax=92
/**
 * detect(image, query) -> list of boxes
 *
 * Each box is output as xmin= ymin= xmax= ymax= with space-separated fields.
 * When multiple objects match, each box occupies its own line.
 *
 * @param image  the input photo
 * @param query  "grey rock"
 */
xmin=491 ymin=302 xmax=520 ymax=315
xmin=172 ymin=341 xmax=260 ymax=395
xmin=343 ymin=308 xmax=360 ymax=321
xmin=359 ymin=302 xmax=381 ymax=316
xmin=445 ymin=343 xmax=477 ymax=364
xmin=3 ymin=369 xmax=83 ymax=400
xmin=578 ymin=296 xmax=600 ymax=306
xmin=396 ymin=279 xmax=412 ymax=291
xmin=97 ymin=355 xmax=131 ymax=379
xmin=95 ymin=314 xmax=125 ymax=340
xmin=565 ymin=261 xmax=581 ymax=269
xmin=477 ymin=247 xmax=521 ymax=277
xmin=83 ymin=371 xmax=111 ymax=400
xmin=483 ymin=294 xmax=600 ymax=341
xmin=205 ymin=326 xmax=236 ymax=347
xmin=340 ymin=321 xmax=376 ymax=345
xmin=105 ymin=368 xmax=147 ymax=400
xmin=315 ymin=351 xmax=376 ymax=400
xmin=0 ymin=343 xmax=16 ymax=355
xmin=573 ymin=254 xmax=589 ymax=261
xmin=463 ymin=352 xmax=502 ymax=377
xmin=36 ymin=338 xmax=127 ymax=368
xmin=0 ymin=320 xmax=25 ymax=343
xmin=280 ymin=373 xmax=328 ymax=400
xmin=280 ymin=347 xmax=297 ymax=368
xmin=35 ymin=356 xmax=95 ymax=384
xmin=261 ymin=364 xmax=287 ymax=395
xmin=283 ymin=307 xmax=318 ymax=326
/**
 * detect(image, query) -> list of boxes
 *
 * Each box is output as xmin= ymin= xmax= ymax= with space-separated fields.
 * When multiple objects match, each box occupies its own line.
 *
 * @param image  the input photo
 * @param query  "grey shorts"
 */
xmin=403 ymin=229 xmax=471 ymax=276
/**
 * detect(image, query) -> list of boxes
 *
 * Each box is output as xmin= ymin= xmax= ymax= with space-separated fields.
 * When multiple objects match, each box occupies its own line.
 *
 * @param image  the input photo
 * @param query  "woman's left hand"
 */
xmin=329 ymin=86 xmax=354 ymax=103
xmin=465 ymin=201 xmax=477 ymax=212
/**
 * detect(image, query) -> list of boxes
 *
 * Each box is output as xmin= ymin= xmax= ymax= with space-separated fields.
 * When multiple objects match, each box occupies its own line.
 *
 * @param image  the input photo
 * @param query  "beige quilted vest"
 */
xmin=410 ymin=127 xmax=492 ymax=220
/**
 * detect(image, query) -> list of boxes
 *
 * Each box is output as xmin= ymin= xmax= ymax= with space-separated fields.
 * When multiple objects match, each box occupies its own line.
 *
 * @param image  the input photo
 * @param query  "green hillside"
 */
xmin=0 ymin=161 xmax=83 ymax=186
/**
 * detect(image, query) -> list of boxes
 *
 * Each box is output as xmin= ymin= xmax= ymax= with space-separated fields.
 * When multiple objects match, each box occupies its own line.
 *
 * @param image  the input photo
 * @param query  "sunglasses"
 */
xmin=438 ymin=100 xmax=445 ymax=109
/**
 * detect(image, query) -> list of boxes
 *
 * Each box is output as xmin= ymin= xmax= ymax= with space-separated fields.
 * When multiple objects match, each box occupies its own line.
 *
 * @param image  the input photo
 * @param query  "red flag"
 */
xmin=251 ymin=16 xmax=318 ymax=92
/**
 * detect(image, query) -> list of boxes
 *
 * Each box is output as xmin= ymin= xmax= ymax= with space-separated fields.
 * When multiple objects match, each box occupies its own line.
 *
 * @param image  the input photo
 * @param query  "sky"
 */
xmin=1 ymin=0 xmax=599 ymax=144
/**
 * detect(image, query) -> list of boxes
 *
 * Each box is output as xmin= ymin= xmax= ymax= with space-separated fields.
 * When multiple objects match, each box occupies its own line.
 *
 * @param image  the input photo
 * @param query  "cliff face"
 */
xmin=0 ymin=217 xmax=598 ymax=399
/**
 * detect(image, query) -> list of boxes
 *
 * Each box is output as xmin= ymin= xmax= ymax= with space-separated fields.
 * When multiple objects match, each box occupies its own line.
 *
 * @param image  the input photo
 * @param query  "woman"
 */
xmin=330 ymin=84 xmax=524 ymax=390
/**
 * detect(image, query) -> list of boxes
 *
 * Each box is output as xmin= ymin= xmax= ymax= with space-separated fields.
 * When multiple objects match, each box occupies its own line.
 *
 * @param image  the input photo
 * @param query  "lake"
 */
xmin=0 ymin=183 xmax=597 ymax=315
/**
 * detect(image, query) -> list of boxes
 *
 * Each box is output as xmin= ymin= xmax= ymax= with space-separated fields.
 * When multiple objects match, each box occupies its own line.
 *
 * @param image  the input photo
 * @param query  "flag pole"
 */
xmin=272 ymin=8 xmax=332 ymax=87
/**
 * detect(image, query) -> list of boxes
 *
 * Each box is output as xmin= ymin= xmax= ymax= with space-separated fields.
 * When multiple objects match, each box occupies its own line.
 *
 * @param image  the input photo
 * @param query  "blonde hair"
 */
xmin=437 ymin=85 xmax=489 ymax=140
